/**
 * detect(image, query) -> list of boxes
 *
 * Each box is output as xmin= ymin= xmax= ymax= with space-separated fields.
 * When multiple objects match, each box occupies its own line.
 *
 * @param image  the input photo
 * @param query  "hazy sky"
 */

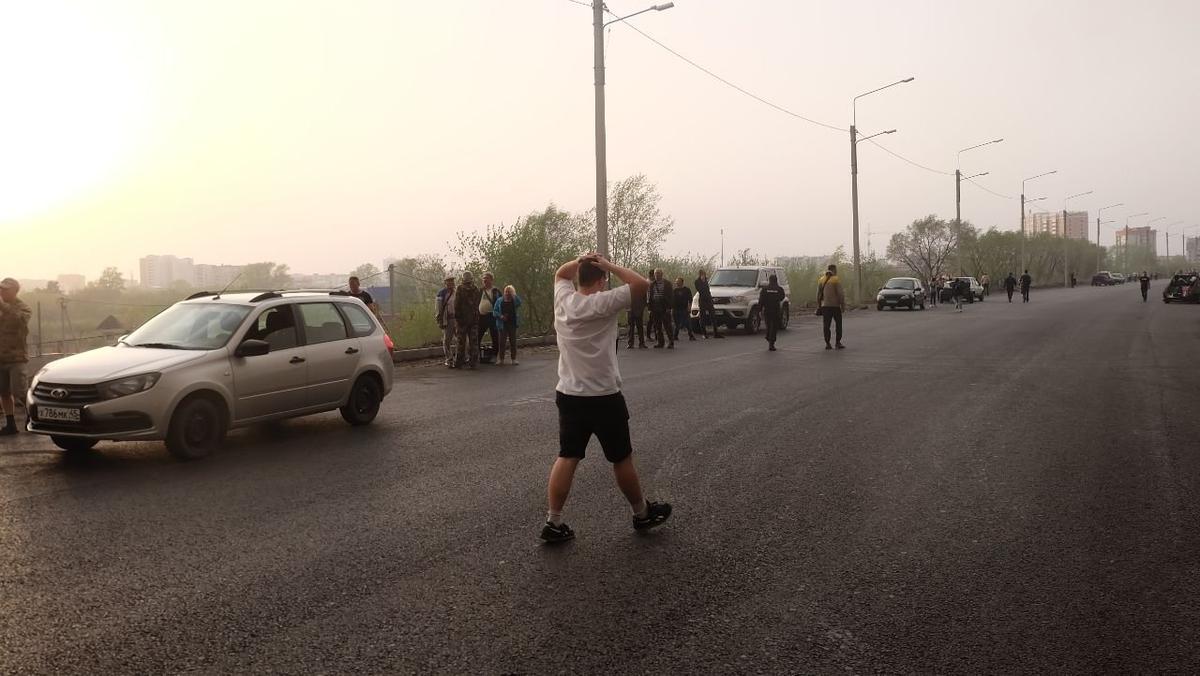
xmin=3 ymin=0 xmax=1198 ymax=282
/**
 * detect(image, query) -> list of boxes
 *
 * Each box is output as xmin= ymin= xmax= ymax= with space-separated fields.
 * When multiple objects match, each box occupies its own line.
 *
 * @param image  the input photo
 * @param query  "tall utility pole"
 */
xmin=591 ymin=2 xmax=674 ymax=259
xmin=1063 ymin=191 xmax=1092 ymax=288
xmin=1122 ymin=212 xmax=1148 ymax=273
xmin=850 ymin=77 xmax=912 ymax=305
xmin=1096 ymin=203 xmax=1123 ymax=273
xmin=592 ymin=1 xmax=608 ymax=257
xmin=1021 ymin=171 xmax=1057 ymax=270
xmin=955 ymin=140 xmax=1003 ymax=275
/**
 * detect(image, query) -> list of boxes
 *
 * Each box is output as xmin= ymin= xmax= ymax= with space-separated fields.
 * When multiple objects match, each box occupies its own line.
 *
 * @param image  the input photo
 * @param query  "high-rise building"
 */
xmin=1186 ymin=236 xmax=1200 ymax=264
xmin=139 ymin=255 xmax=195 ymax=289
xmin=1115 ymin=227 xmax=1159 ymax=257
xmin=1028 ymin=211 xmax=1090 ymax=240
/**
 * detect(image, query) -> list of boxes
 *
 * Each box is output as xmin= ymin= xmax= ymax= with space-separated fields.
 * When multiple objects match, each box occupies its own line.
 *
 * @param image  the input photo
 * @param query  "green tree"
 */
xmin=454 ymin=205 xmax=588 ymax=333
xmin=577 ymin=175 xmax=675 ymax=270
xmin=350 ymin=262 xmax=381 ymax=283
xmin=94 ymin=267 xmax=126 ymax=291
xmin=887 ymin=215 xmax=963 ymax=284
xmin=238 ymin=262 xmax=292 ymax=290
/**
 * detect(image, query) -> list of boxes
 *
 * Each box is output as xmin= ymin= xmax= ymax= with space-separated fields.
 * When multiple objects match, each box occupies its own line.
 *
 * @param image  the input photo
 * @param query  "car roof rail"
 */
xmin=249 ymin=291 xmax=283 ymax=302
xmin=185 ymin=291 xmax=217 ymax=300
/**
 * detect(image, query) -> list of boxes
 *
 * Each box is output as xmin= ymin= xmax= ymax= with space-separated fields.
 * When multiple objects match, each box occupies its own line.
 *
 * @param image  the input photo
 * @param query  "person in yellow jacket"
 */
xmin=817 ymin=265 xmax=846 ymax=350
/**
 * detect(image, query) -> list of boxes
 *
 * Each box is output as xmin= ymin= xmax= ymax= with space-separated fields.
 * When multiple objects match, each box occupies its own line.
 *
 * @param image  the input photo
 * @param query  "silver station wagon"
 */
xmin=26 ymin=291 xmax=395 ymax=459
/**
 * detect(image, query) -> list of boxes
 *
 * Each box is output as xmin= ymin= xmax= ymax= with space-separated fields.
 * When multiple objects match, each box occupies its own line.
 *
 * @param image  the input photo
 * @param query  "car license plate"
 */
xmin=39 ymin=406 xmax=81 ymax=423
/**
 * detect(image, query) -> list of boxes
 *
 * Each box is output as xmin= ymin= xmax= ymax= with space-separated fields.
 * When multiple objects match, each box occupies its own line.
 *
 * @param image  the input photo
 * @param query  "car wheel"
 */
xmin=166 ymin=395 xmax=226 ymax=460
xmin=920 ymin=301 xmax=926 ymax=310
xmin=51 ymin=436 xmax=98 ymax=453
xmin=780 ymin=305 xmax=790 ymax=330
xmin=341 ymin=375 xmax=382 ymax=426
xmin=745 ymin=307 xmax=761 ymax=335
xmin=876 ymin=303 xmax=883 ymax=311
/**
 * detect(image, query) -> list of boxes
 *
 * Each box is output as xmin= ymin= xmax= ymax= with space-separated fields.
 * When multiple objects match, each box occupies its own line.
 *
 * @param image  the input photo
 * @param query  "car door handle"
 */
xmin=345 ymin=347 xmax=360 ymax=355
xmin=290 ymin=356 xmax=306 ymax=364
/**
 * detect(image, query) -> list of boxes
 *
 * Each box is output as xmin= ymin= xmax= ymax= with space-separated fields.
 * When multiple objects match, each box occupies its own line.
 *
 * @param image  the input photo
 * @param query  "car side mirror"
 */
xmin=236 ymin=339 xmax=270 ymax=358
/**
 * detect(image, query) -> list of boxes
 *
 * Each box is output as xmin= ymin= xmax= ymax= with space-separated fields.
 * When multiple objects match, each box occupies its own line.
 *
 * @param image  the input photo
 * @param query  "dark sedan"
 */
xmin=876 ymin=277 xmax=927 ymax=311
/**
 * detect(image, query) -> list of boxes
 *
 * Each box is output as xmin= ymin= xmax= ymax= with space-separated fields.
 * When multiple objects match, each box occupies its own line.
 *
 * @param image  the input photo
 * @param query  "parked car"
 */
xmin=939 ymin=277 xmax=985 ymax=303
xmin=876 ymin=277 xmax=926 ymax=311
xmin=1109 ymin=272 xmax=1127 ymax=284
xmin=690 ymin=266 xmax=790 ymax=334
xmin=1162 ymin=272 xmax=1200 ymax=303
xmin=1092 ymin=272 xmax=1120 ymax=286
xmin=26 ymin=291 xmax=395 ymax=459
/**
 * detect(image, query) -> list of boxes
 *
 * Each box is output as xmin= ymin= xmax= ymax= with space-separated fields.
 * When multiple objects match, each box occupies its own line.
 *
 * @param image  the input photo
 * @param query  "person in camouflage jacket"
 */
xmin=453 ymin=272 xmax=483 ymax=369
xmin=0 ymin=278 xmax=32 ymax=435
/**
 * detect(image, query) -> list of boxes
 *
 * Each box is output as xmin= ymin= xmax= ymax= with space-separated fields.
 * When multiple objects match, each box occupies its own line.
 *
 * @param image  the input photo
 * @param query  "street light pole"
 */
xmin=850 ymin=77 xmax=913 ymax=305
xmin=1062 ymin=190 xmax=1092 ymax=288
xmin=592 ymin=2 xmax=674 ymax=259
xmin=1096 ymin=203 xmax=1123 ymax=273
xmin=1021 ymin=170 xmax=1057 ymax=271
xmin=955 ymin=141 xmax=1003 ymax=270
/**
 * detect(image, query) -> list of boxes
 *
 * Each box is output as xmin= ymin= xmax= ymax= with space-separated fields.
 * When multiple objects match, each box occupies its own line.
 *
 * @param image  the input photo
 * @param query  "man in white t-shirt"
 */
xmin=541 ymin=254 xmax=673 ymax=543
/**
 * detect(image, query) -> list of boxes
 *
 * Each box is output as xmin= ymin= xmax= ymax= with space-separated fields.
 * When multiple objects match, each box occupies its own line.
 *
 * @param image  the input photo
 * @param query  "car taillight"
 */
xmin=384 ymin=333 xmax=395 ymax=352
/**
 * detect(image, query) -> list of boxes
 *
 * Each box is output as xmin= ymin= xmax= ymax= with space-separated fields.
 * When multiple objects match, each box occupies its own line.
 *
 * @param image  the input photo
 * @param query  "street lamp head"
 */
xmin=993 ymin=138 xmax=1004 ymax=144
xmin=653 ymin=2 xmax=674 ymax=10
xmin=885 ymin=129 xmax=897 ymax=134
xmin=902 ymin=77 xmax=915 ymax=83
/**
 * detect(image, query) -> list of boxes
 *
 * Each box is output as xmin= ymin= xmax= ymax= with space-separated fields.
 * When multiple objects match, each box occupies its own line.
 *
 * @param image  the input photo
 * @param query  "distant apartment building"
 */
xmin=293 ymin=273 xmax=349 ymax=289
xmin=1186 ymin=236 xmax=1200 ymax=264
xmin=56 ymin=274 xmax=86 ymax=293
xmin=1115 ymin=226 xmax=1158 ymax=257
xmin=194 ymin=264 xmax=243 ymax=290
xmin=1028 ymin=211 xmax=1090 ymax=240
xmin=139 ymin=255 xmax=195 ymax=289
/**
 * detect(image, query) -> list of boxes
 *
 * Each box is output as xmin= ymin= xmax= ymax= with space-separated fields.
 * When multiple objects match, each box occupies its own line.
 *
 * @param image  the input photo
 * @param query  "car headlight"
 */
xmin=97 ymin=373 xmax=161 ymax=400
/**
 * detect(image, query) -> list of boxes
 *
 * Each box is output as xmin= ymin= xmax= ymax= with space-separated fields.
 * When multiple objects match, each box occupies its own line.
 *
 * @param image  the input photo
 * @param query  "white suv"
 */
xmin=26 ymin=291 xmax=395 ymax=459
xmin=691 ymin=266 xmax=791 ymax=334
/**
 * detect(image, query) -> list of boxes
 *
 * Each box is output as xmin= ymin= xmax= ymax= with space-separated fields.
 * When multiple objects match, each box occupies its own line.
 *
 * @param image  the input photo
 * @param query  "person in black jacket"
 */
xmin=759 ymin=274 xmax=786 ymax=351
xmin=672 ymin=276 xmax=695 ymax=342
xmin=1020 ymin=270 xmax=1033 ymax=303
xmin=694 ymin=269 xmax=723 ymax=339
xmin=1139 ymin=271 xmax=1151 ymax=301
xmin=1003 ymin=272 xmax=1017 ymax=302
xmin=626 ymin=278 xmax=647 ymax=349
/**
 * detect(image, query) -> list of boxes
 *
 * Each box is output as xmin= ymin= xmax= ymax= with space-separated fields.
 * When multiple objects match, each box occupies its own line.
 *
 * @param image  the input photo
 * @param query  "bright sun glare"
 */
xmin=0 ymin=3 xmax=149 ymax=223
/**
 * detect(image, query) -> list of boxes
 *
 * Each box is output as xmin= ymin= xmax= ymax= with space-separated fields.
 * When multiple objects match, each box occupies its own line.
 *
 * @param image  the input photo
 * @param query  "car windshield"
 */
xmin=884 ymin=279 xmax=916 ymax=290
xmin=124 ymin=303 xmax=252 ymax=350
xmin=709 ymin=269 xmax=759 ymax=287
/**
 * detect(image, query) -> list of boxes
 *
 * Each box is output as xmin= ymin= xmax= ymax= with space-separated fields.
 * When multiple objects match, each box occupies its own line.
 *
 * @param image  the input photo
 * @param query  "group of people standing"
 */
xmin=435 ymin=271 xmax=523 ymax=369
xmin=624 ymin=269 xmax=725 ymax=349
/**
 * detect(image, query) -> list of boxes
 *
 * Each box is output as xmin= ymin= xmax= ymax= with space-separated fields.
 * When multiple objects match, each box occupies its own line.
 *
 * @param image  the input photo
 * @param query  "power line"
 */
xmin=964 ymin=176 xmax=1017 ymax=200
xmin=863 ymin=137 xmax=954 ymax=176
xmin=616 ymin=19 xmax=847 ymax=133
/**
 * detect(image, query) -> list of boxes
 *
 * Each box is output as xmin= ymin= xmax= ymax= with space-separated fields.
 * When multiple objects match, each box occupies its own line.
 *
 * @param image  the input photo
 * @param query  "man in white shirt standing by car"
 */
xmin=540 ymin=254 xmax=672 ymax=543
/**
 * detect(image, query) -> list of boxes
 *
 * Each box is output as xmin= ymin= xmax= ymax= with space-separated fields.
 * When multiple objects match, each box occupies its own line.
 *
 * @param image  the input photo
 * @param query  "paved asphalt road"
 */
xmin=1 ymin=282 xmax=1197 ymax=674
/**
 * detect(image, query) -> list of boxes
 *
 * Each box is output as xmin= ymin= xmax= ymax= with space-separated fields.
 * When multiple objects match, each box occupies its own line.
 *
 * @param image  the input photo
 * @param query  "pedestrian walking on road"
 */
xmin=648 ymin=269 xmax=675 ymax=349
xmin=980 ymin=273 xmax=991 ymax=297
xmin=953 ymin=278 xmax=966 ymax=312
xmin=453 ymin=271 xmax=483 ymax=369
xmin=672 ymin=276 xmax=695 ymax=342
xmin=493 ymin=285 xmax=522 ymax=364
xmin=759 ymin=273 xmax=786 ymax=351
xmin=0 ymin=278 xmax=31 ymax=436
xmin=695 ymin=269 xmax=723 ymax=339
xmin=817 ymin=265 xmax=846 ymax=350
xmin=1020 ymin=270 xmax=1033 ymax=303
xmin=435 ymin=276 xmax=456 ymax=367
xmin=1004 ymin=272 xmax=1017 ymax=302
xmin=541 ymin=254 xmax=672 ymax=543
xmin=1139 ymin=271 xmax=1151 ymax=302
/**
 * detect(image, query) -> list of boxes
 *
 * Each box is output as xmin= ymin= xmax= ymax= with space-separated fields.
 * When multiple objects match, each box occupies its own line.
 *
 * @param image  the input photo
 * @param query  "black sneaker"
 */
xmin=633 ymin=501 xmax=672 ymax=531
xmin=0 ymin=426 xmax=17 ymax=437
xmin=540 ymin=522 xmax=575 ymax=543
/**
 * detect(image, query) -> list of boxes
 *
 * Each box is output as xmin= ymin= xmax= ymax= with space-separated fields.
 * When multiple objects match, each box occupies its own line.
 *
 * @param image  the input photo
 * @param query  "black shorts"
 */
xmin=556 ymin=391 xmax=632 ymax=463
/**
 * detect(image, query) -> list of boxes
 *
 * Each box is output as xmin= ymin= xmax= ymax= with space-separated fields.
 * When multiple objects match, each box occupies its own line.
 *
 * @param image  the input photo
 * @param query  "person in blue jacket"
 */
xmin=493 ymin=285 xmax=523 ymax=365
